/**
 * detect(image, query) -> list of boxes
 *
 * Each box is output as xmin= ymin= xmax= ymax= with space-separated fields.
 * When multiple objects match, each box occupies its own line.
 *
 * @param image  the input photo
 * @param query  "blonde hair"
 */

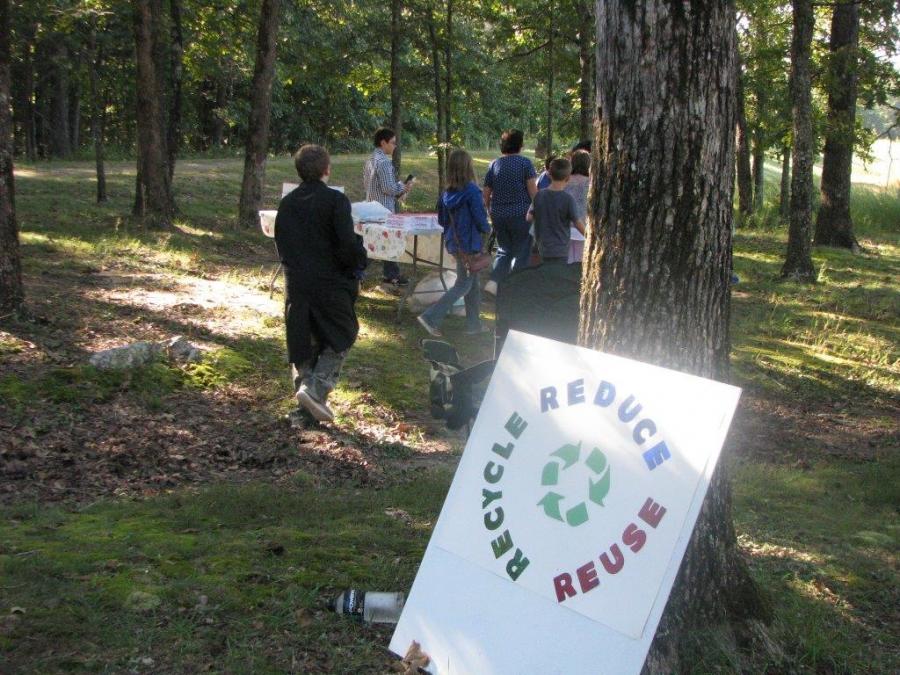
xmin=447 ymin=149 xmax=476 ymax=190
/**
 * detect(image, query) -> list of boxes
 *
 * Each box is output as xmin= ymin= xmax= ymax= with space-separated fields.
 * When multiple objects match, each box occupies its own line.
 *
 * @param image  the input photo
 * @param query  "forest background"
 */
xmin=0 ymin=0 xmax=898 ymax=673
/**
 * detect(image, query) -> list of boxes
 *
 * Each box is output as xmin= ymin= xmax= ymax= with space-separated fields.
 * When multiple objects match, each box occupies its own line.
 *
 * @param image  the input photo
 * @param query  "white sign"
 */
xmin=390 ymin=331 xmax=741 ymax=674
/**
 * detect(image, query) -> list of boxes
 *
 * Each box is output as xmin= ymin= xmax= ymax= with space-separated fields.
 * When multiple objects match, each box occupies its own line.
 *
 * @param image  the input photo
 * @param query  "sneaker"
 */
xmin=464 ymin=324 xmax=491 ymax=336
xmin=295 ymin=387 xmax=334 ymax=422
xmin=484 ymin=280 xmax=498 ymax=296
xmin=417 ymin=315 xmax=443 ymax=337
xmin=383 ymin=275 xmax=410 ymax=287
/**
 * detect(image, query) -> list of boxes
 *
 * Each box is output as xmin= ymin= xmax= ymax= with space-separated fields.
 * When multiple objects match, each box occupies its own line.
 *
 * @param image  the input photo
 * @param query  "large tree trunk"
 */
xmin=735 ymin=57 xmax=753 ymax=218
xmin=582 ymin=2 xmax=772 ymax=671
xmin=49 ymin=42 xmax=70 ymax=158
xmin=88 ymin=31 xmax=107 ymax=203
xmin=237 ymin=0 xmax=281 ymax=230
xmin=166 ymin=0 xmax=184 ymax=182
xmin=389 ymin=0 xmax=403 ymax=174
xmin=576 ymin=0 xmax=594 ymax=143
xmin=782 ymin=0 xmax=816 ymax=281
xmin=814 ymin=0 xmax=860 ymax=252
xmin=778 ymin=144 xmax=791 ymax=220
xmin=18 ymin=22 xmax=37 ymax=161
xmin=751 ymin=139 xmax=765 ymax=211
xmin=0 ymin=0 xmax=24 ymax=315
xmin=133 ymin=0 xmax=174 ymax=227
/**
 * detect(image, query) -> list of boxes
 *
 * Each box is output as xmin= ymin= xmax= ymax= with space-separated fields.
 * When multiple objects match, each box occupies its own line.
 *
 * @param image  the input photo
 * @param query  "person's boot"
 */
xmin=296 ymin=386 xmax=335 ymax=422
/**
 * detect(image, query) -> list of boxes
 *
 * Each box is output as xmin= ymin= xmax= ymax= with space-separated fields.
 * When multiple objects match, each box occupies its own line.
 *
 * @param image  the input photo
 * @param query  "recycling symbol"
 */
xmin=537 ymin=442 xmax=611 ymax=527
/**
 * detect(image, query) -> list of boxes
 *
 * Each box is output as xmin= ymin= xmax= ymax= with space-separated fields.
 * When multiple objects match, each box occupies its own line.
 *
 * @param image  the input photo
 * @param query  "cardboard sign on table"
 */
xmin=390 ymin=330 xmax=741 ymax=674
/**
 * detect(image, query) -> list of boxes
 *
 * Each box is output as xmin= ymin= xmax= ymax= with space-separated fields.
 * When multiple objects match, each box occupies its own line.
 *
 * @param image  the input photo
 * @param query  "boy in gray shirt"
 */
xmin=527 ymin=157 xmax=586 ymax=261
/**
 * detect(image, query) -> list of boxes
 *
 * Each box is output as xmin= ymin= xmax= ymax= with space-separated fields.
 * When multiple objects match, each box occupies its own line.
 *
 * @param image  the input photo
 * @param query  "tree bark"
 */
xmin=88 ymin=30 xmax=107 ymax=203
xmin=133 ymin=0 xmax=174 ymax=227
xmin=583 ymin=2 xmax=772 ymax=671
xmin=576 ymin=0 xmax=594 ymax=143
xmin=237 ymin=0 xmax=281 ymax=230
xmin=813 ymin=0 xmax=860 ymax=252
xmin=751 ymin=140 xmax=765 ymax=211
xmin=166 ymin=0 xmax=184 ymax=182
xmin=18 ymin=22 xmax=36 ymax=161
xmin=735 ymin=57 xmax=753 ymax=217
xmin=389 ymin=0 xmax=403 ymax=174
xmin=0 ymin=0 xmax=24 ymax=314
xmin=782 ymin=0 xmax=816 ymax=281
xmin=778 ymin=144 xmax=791 ymax=220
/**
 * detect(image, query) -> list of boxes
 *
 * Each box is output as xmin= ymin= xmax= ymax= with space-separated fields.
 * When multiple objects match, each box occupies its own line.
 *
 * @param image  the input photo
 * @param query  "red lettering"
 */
xmin=554 ymin=572 xmax=577 ymax=602
xmin=622 ymin=522 xmax=647 ymax=552
xmin=638 ymin=497 xmax=667 ymax=529
xmin=600 ymin=543 xmax=624 ymax=574
xmin=576 ymin=561 xmax=600 ymax=593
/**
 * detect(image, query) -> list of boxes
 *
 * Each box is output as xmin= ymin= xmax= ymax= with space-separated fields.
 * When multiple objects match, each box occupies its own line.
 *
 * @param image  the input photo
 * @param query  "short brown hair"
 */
xmin=294 ymin=144 xmax=330 ymax=182
xmin=373 ymin=127 xmax=396 ymax=147
xmin=549 ymin=157 xmax=572 ymax=182
xmin=500 ymin=129 xmax=524 ymax=154
xmin=571 ymin=149 xmax=591 ymax=177
xmin=447 ymin=148 xmax=476 ymax=190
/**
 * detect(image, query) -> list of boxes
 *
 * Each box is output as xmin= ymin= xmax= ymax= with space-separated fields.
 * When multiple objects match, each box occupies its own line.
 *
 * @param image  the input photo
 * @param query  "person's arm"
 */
xmin=573 ymin=218 xmax=586 ymax=236
xmin=525 ymin=204 xmax=534 ymax=223
xmin=526 ymin=177 xmax=538 ymax=200
xmin=470 ymin=186 xmax=490 ymax=233
xmin=377 ymin=159 xmax=406 ymax=198
xmin=332 ymin=195 xmax=368 ymax=273
xmin=482 ymin=186 xmax=492 ymax=212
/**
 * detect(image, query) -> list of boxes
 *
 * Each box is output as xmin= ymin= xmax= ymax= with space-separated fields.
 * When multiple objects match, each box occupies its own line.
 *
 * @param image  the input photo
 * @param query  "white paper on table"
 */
xmin=390 ymin=331 xmax=741 ymax=674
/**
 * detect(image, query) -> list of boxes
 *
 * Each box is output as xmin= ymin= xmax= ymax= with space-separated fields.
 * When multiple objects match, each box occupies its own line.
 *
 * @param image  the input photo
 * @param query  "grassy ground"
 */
xmin=1 ymin=152 xmax=898 ymax=673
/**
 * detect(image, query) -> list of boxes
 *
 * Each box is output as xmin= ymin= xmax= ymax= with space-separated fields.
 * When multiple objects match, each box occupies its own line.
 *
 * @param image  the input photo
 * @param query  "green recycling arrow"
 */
xmin=589 ymin=468 xmax=611 ymax=506
xmin=541 ymin=462 xmax=560 ymax=486
xmin=585 ymin=447 xmax=607 ymax=475
xmin=565 ymin=502 xmax=589 ymax=527
xmin=551 ymin=442 xmax=581 ymax=470
xmin=537 ymin=491 xmax=564 ymax=521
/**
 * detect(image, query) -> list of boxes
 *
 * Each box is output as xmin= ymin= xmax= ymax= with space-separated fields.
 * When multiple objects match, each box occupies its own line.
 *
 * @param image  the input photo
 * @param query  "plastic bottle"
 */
xmin=333 ymin=589 xmax=405 ymax=624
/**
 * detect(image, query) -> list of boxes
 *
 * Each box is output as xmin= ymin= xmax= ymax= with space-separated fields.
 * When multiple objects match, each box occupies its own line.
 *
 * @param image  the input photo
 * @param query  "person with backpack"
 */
xmin=417 ymin=149 xmax=491 ymax=337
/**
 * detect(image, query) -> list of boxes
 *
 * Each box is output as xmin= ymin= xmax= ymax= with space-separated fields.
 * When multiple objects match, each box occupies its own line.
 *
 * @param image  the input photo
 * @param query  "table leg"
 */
xmin=395 ymin=235 xmax=419 ymax=322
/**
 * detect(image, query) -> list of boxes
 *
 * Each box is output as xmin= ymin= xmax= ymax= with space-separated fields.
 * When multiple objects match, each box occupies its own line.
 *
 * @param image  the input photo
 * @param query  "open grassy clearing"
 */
xmin=1 ymin=153 xmax=898 ymax=672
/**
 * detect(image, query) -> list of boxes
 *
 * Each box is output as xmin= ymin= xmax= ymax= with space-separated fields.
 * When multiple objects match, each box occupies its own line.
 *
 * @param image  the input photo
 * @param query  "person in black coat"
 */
xmin=275 ymin=144 xmax=368 ymax=423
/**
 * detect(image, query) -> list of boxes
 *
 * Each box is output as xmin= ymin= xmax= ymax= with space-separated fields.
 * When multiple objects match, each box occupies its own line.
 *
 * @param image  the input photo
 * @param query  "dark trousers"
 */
xmin=490 ymin=213 xmax=532 ymax=283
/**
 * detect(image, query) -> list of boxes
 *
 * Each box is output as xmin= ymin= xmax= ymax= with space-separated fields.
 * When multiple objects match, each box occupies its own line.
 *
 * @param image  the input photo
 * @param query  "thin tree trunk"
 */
xmin=814 ymin=0 xmax=860 ymax=252
xmin=166 ymin=0 xmax=183 ymax=182
xmin=546 ymin=4 xmax=554 ymax=155
xmin=779 ymin=144 xmax=791 ymax=220
xmin=237 ymin=0 xmax=281 ymax=229
xmin=88 ymin=31 xmax=107 ymax=203
xmin=751 ymin=140 xmax=765 ymax=211
xmin=583 ymin=2 xmax=773 ymax=670
xmin=736 ymin=56 xmax=753 ymax=217
xmin=20 ymin=23 xmax=36 ymax=161
xmin=427 ymin=16 xmax=445 ymax=192
xmin=0 ymin=0 xmax=24 ymax=314
xmin=133 ymin=0 xmax=174 ymax=227
xmin=443 ymin=0 xmax=452 ymax=158
xmin=389 ymin=0 xmax=403 ymax=174
xmin=576 ymin=0 xmax=594 ymax=143
xmin=782 ymin=0 xmax=816 ymax=281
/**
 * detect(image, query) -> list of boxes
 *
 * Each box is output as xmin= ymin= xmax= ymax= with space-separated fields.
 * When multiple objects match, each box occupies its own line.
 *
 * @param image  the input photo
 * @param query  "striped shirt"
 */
xmin=363 ymin=148 xmax=405 ymax=213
